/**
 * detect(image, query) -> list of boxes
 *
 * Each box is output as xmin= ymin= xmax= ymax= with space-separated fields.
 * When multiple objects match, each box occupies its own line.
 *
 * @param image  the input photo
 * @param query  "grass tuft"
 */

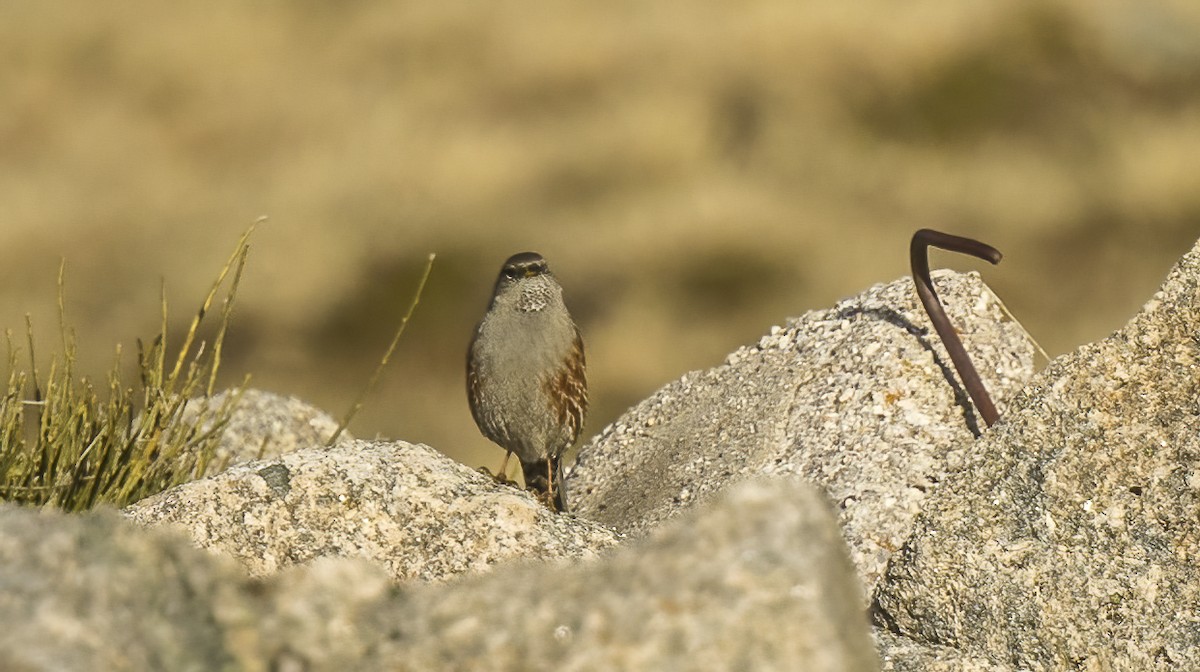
xmin=0 ymin=223 xmax=257 ymax=511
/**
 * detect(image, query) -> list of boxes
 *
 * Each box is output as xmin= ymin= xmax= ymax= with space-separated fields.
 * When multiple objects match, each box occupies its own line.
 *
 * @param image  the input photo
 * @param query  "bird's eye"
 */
xmin=502 ymin=267 xmax=519 ymax=280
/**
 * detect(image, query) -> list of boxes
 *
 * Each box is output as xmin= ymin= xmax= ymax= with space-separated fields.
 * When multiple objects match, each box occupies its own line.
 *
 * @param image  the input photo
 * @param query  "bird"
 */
xmin=467 ymin=251 xmax=588 ymax=512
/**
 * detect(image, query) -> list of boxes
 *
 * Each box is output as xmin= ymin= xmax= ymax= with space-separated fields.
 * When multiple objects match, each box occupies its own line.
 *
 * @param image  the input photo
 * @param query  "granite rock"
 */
xmin=179 ymin=388 xmax=351 ymax=475
xmin=568 ymin=270 xmax=1037 ymax=593
xmin=0 ymin=506 xmax=246 ymax=671
xmin=873 ymin=239 xmax=1200 ymax=669
xmin=0 ymin=479 xmax=878 ymax=671
xmin=361 ymin=477 xmax=879 ymax=671
xmin=126 ymin=439 xmax=620 ymax=582
xmin=874 ymin=631 xmax=1011 ymax=672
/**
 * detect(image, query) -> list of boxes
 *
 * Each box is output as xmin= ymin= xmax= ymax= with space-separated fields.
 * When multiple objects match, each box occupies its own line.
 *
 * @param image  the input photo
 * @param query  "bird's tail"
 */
xmin=522 ymin=456 xmax=568 ymax=513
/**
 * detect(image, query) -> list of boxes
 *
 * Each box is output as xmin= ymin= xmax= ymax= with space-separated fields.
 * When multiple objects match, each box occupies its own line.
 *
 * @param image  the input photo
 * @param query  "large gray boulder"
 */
xmin=0 ymin=506 xmax=245 ymax=671
xmin=0 ymin=479 xmax=878 ymax=671
xmin=179 ymin=388 xmax=351 ymax=473
xmin=568 ymin=270 xmax=1038 ymax=593
xmin=126 ymin=439 xmax=620 ymax=582
xmin=387 ymin=477 xmax=878 ymax=671
xmin=873 ymin=239 xmax=1200 ymax=669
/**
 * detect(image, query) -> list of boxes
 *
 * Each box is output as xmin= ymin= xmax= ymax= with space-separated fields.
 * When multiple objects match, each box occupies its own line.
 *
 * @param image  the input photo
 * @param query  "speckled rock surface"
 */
xmin=180 ymin=388 xmax=351 ymax=474
xmin=568 ymin=270 xmax=1037 ymax=593
xmin=873 ymin=239 xmax=1200 ymax=669
xmin=125 ymin=439 xmax=620 ymax=582
xmin=389 ymin=477 xmax=879 ymax=671
xmin=0 ymin=506 xmax=246 ymax=671
xmin=874 ymin=631 xmax=1010 ymax=672
xmin=2 ymin=478 xmax=877 ymax=671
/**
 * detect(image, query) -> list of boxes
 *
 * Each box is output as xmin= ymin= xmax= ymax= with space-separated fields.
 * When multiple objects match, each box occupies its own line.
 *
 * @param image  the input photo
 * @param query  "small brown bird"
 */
xmin=467 ymin=252 xmax=588 ymax=512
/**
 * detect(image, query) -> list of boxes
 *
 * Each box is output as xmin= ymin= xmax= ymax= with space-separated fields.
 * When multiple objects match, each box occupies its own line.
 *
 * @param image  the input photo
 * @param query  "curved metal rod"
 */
xmin=910 ymin=229 xmax=1003 ymax=427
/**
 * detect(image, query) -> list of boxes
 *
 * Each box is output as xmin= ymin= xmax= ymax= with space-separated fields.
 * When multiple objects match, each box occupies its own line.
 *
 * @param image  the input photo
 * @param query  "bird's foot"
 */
xmin=532 ymin=487 xmax=557 ymax=511
xmin=526 ymin=483 xmax=567 ymax=514
xmin=476 ymin=466 xmax=518 ymax=487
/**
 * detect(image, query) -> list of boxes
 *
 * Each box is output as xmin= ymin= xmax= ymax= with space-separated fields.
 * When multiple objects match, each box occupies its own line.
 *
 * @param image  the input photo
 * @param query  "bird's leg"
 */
xmin=546 ymin=458 xmax=567 ymax=513
xmin=494 ymin=451 xmax=516 ymax=485
xmin=478 ymin=451 xmax=518 ymax=486
xmin=515 ymin=458 xmax=565 ymax=512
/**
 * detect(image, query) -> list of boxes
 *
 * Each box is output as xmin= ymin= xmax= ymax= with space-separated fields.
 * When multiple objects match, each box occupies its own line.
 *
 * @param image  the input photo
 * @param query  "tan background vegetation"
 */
xmin=2 ymin=0 xmax=1198 ymax=470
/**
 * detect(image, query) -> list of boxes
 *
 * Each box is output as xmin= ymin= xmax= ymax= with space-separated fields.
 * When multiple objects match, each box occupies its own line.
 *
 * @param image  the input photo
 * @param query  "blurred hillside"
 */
xmin=2 ymin=0 xmax=1198 ymax=469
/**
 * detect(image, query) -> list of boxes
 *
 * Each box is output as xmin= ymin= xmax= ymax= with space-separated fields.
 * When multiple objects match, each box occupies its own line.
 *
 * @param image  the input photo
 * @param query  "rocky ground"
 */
xmin=4 ymin=238 xmax=1200 ymax=669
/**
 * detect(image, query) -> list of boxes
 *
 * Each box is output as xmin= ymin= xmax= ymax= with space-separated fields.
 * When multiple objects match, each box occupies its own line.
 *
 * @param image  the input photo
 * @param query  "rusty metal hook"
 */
xmin=910 ymin=229 xmax=1002 ymax=427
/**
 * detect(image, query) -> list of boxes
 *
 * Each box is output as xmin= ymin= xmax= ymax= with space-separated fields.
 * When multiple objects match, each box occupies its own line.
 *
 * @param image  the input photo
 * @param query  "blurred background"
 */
xmin=2 ymin=0 xmax=1199 ymax=470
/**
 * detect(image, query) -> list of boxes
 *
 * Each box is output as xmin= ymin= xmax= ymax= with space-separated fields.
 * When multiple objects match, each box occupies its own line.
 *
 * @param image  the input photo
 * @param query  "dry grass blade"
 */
xmin=327 ymin=252 xmax=436 ymax=446
xmin=168 ymin=219 xmax=260 ymax=388
xmin=0 ymin=224 xmax=257 ymax=510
